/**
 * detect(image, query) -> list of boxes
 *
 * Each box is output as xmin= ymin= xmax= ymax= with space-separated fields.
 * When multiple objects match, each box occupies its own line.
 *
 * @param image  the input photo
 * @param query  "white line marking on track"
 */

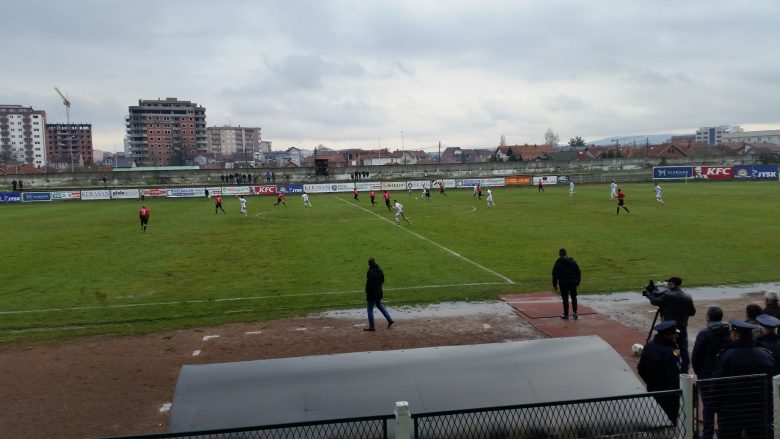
xmin=202 ymin=335 xmax=220 ymax=341
xmin=245 ymin=330 xmax=263 ymax=335
xmin=0 ymin=282 xmax=508 ymax=315
xmin=192 ymin=349 xmax=201 ymax=357
xmin=482 ymin=323 xmax=492 ymax=329
xmin=159 ymin=403 xmax=171 ymax=413
xmin=295 ymin=327 xmax=308 ymax=331
xmin=336 ymin=197 xmax=514 ymax=284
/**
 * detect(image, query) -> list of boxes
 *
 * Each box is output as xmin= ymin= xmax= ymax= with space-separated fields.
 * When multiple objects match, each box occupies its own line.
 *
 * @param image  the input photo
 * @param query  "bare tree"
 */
xmin=544 ymin=128 xmax=559 ymax=148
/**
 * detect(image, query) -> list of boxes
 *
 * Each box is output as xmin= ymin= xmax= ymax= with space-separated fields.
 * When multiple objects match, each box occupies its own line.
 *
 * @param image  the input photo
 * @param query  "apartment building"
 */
xmin=206 ymin=125 xmax=261 ymax=156
xmin=46 ymin=123 xmax=93 ymax=168
xmin=0 ymin=105 xmax=48 ymax=167
xmin=125 ymin=98 xmax=207 ymax=166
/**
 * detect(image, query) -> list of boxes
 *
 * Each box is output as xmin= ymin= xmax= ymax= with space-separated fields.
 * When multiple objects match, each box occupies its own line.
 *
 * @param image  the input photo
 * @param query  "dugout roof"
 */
xmin=169 ymin=335 xmax=646 ymax=432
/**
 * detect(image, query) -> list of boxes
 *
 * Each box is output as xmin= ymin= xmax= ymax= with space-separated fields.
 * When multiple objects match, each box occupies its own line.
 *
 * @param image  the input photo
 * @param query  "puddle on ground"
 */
xmin=319 ymin=301 xmax=515 ymax=319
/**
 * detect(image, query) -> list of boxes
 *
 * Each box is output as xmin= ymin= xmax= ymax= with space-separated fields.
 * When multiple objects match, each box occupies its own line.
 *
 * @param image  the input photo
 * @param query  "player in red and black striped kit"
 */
xmin=383 ymin=191 xmax=392 ymax=212
xmin=139 ymin=206 xmax=150 ymax=233
xmin=616 ymin=189 xmax=630 ymax=215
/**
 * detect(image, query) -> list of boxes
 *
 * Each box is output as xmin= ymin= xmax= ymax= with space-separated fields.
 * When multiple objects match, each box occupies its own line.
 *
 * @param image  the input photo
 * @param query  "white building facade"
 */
xmin=721 ymin=129 xmax=780 ymax=144
xmin=206 ymin=126 xmax=262 ymax=156
xmin=695 ymin=125 xmax=740 ymax=145
xmin=0 ymin=105 xmax=48 ymax=167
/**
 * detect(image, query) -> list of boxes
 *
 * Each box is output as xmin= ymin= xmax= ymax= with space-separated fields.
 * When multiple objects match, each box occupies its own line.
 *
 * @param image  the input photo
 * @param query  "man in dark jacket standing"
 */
xmin=713 ymin=320 xmax=775 ymax=439
xmin=552 ymin=248 xmax=581 ymax=320
xmin=691 ymin=306 xmax=731 ymax=439
xmin=762 ymin=291 xmax=780 ymax=319
xmin=648 ymin=276 xmax=695 ymax=373
xmin=637 ymin=320 xmax=682 ymax=423
xmin=364 ymin=258 xmax=394 ymax=331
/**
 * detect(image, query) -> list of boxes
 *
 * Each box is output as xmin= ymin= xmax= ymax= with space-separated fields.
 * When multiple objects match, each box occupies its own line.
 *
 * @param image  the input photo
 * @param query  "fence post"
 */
xmin=395 ymin=401 xmax=411 ymax=439
xmin=774 ymin=375 xmax=780 ymax=439
xmin=679 ymin=374 xmax=694 ymax=439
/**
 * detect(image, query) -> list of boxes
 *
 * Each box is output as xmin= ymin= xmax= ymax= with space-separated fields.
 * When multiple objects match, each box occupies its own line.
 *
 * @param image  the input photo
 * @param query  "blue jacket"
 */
xmin=691 ymin=321 xmax=731 ymax=378
xmin=712 ymin=340 xmax=775 ymax=378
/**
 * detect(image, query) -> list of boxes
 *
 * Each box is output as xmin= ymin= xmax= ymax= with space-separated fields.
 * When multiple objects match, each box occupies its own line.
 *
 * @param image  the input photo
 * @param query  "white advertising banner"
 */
xmin=81 ymin=189 xmax=112 ymax=200
xmin=457 ymin=178 xmax=506 ymax=188
xmin=111 ymin=189 xmax=140 ymax=199
xmin=532 ymin=176 xmax=560 ymax=186
xmin=220 ymin=186 xmax=252 ymax=196
xmin=167 ymin=188 xmax=206 ymax=198
xmin=206 ymin=187 xmax=222 ymax=196
xmin=303 ymin=183 xmax=335 ymax=193
xmin=380 ymin=181 xmax=408 ymax=191
xmin=431 ymin=179 xmax=457 ymax=188
xmin=355 ymin=181 xmax=381 ymax=191
xmin=51 ymin=191 xmax=81 ymax=200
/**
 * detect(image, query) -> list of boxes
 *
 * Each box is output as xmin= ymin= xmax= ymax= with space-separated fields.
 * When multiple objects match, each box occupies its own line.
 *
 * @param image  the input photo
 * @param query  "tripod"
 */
xmin=645 ymin=308 xmax=660 ymax=345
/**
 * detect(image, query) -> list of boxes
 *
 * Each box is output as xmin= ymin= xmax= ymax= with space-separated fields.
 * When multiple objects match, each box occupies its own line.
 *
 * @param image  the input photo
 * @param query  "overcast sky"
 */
xmin=1 ymin=1 xmax=778 ymax=152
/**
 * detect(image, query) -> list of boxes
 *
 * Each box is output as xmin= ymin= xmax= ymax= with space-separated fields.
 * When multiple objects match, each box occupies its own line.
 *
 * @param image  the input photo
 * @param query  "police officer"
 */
xmin=691 ymin=306 xmax=731 ymax=439
xmin=712 ymin=320 xmax=775 ymax=439
xmin=647 ymin=276 xmax=695 ymax=373
xmin=637 ymin=320 xmax=681 ymax=423
xmin=756 ymin=314 xmax=780 ymax=374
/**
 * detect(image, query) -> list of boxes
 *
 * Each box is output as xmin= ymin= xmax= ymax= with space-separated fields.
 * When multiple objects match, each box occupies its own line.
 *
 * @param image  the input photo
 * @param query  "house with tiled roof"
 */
xmin=442 ymin=147 xmax=494 ymax=164
xmin=495 ymin=144 xmax=554 ymax=161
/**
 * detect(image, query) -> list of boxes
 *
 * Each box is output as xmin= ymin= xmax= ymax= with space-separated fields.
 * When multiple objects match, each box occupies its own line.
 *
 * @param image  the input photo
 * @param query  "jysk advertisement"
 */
xmin=694 ymin=166 xmax=733 ymax=179
xmin=81 ymin=190 xmax=112 ymax=200
xmin=142 ymin=188 xmax=168 ymax=197
xmin=51 ymin=191 xmax=81 ymax=200
xmin=278 ymin=184 xmax=305 ymax=194
xmin=653 ymin=166 xmax=693 ymax=180
xmin=111 ymin=189 xmax=140 ymax=199
xmin=251 ymin=185 xmax=277 ymax=195
xmin=22 ymin=192 xmax=52 ymax=202
xmin=167 ymin=188 xmax=205 ymax=198
xmin=733 ymin=165 xmax=779 ymax=180
xmin=0 ymin=192 xmax=22 ymax=203
xmin=505 ymin=176 xmax=531 ymax=186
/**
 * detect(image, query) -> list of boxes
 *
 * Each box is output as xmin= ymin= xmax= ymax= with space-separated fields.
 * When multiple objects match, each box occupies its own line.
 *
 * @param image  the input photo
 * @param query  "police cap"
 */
xmin=729 ymin=319 xmax=756 ymax=332
xmin=654 ymin=320 xmax=679 ymax=333
xmin=756 ymin=314 xmax=780 ymax=329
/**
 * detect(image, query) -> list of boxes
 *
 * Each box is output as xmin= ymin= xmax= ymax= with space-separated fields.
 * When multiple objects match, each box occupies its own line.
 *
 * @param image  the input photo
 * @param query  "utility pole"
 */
xmin=438 ymin=141 xmax=441 ymax=164
xmin=54 ymin=87 xmax=74 ymax=172
xmin=401 ymin=130 xmax=405 ymax=166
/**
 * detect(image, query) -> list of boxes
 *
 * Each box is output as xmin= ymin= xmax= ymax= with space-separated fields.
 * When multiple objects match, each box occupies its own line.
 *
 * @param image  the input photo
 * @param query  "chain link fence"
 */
xmin=412 ymin=391 xmax=686 ymax=438
xmin=695 ymin=374 xmax=771 ymax=439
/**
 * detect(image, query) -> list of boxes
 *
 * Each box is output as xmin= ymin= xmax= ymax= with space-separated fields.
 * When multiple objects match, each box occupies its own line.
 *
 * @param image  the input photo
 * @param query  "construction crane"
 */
xmin=54 ymin=87 xmax=74 ymax=172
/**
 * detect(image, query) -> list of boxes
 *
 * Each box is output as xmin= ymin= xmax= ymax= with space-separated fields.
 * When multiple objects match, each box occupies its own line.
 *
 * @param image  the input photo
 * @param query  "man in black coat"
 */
xmin=762 ymin=291 xmax=780 ymax=319
xmin=648 ymin=276 xmax=695 ymax=373
xmin=363 ymin=257 xmax=394 ymax=331
xmin=756 ymin=314 xmax=780 ymax=374
xmin=552 ymin=248 xmax=581 ymax=320
xmin=712 ymin=320 xmax=775 ymax=439
xmin=637 ymin=320 xmax=682 ymax=424
xmin=691 ymin=306 xmax=731 ymax=439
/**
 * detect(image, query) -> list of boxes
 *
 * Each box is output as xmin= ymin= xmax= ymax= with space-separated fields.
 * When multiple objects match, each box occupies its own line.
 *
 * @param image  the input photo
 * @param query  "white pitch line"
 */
xmin=0 ymin=282 xmax=507 ymax=315
xmin=336 ymin=197 xmax=514 ymax=284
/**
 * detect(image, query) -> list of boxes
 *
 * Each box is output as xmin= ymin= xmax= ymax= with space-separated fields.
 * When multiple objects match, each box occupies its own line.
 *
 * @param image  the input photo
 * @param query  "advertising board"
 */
xmin=142 ymin=188 xmax=168 ymax=197
xmin=653 ymin=166 xmax=693 ymax=180
xmin=206 ymin=187 xmax=222 ymax=196
xmin=380 ymin=181 xmax=408 ymax=191
xmin=251 ymin=185 xmax=277 ymax=195
xmin=111 ymin=189 xmax=140 ymax=199
xmin=733 ymin=165 xmax=778 ymax=180
xmin=354 ymin=182 xmax=381 ymax=191
xmin=220 ymin=186 xmax=252 ymax=196
xmin=22 ymin=192 xmax=52 ymax=202
xmin=693 ymin=166 xmax=733 ymax=179
xmin=51 ymin=191 xmax=81 ymax=200
xmin=0 ymin=192 xmax=22 ymax=203
xmin=505 ymin=176 xmax=531 ymax=186
xmin=81 ymin=190 xmax=112 ymax=200
xmin=532 ymin=176 xmax=560 ymax=185
xmin=431 ymin=179 xmax=457 ymax=188
xmin=277 ymin=184 xmax=305 ymax=194
xmin=167 ymin=188 xmax=205 ymax=198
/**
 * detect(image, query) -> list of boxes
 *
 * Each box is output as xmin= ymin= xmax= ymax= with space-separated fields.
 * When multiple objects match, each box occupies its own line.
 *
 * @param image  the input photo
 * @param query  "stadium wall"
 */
xmin=0 ymin=156 xmax=766 ymax=190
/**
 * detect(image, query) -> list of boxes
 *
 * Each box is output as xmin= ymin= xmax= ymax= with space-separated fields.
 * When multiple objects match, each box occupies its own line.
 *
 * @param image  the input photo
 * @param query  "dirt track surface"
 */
xmin=0 ymin=290 xmax=771 ymax=439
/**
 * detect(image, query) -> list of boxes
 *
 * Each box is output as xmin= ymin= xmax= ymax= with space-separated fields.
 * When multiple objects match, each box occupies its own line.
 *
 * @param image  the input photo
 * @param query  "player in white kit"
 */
xmin=610 ymin=180 xmax=618 ymax=200
xmin=237 ymin=195 xmax=248 ymax=217
xmin=654 ymin=183 xmax=664 ymax=205
xmin=486 ymin=189 xmax=495 ymax=207
xmin=302 ymin=192 xmax=312 ymax=207
xmin=393 ymin=200 xmax=411 ymax=225
xmin=569 ymin=181 xmax=575 ymax=197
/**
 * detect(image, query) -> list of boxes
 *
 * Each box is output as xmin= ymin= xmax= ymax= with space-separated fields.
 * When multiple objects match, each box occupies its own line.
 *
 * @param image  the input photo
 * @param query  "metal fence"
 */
xmin=101 ymin=415 xmax=392 ymax=439
xmin=412 ymin=391 xmax=686 ymax=439
xmin=694 ymin=374 xmax=771 ymax=439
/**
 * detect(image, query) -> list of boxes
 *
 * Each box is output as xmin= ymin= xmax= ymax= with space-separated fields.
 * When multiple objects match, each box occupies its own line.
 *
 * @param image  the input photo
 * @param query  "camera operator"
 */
xmin=646 ymin=276 xmax=696 ymax=373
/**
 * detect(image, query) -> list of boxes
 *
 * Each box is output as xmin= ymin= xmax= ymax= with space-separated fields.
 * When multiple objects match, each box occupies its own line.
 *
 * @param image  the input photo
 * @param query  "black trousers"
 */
xmin=559 ymin=283 xmax=578 ymax=315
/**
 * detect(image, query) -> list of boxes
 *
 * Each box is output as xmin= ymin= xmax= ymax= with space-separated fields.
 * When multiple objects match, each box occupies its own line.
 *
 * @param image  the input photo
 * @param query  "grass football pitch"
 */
xmin=0 ymin=181 xmax=777 ymax=342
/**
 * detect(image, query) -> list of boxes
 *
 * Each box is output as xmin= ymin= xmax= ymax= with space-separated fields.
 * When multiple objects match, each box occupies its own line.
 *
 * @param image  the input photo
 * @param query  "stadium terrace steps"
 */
xmin=500 ymin=292 xmax=646 ymax=369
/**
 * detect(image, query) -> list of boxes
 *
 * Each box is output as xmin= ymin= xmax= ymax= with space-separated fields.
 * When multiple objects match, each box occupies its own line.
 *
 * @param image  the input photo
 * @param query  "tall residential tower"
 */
xmin=125 ymin=98 xmax=207 ymax=166
xmin=0 ymin=105 xmax=48 ymax=167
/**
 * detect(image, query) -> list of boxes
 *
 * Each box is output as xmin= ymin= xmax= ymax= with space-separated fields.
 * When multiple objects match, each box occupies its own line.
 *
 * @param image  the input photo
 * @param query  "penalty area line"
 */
xmin=336 ymin=197 xmax=514 ymax=284
xmin=0 ymin=282 xmax=508 ymax=315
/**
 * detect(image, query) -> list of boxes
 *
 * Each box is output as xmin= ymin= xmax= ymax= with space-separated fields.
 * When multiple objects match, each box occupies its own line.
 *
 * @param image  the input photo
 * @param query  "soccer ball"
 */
xmin=415 ymin=197 xmax=418 ymax=200
xmin=631 ymin=343 xmax=644 ymax=356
